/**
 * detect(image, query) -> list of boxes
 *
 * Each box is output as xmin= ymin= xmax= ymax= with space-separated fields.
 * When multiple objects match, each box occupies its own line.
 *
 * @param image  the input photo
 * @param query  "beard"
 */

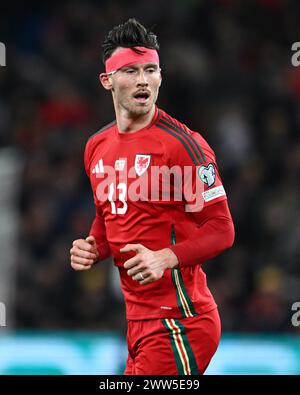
xmin=122 ymin=98 xmax=153 ymax=116
xmin=117 ymin=89 xmax=159 ymax=117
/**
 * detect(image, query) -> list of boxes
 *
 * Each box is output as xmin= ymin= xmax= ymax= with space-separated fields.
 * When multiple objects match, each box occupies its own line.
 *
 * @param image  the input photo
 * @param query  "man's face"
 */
xmin=107 ymin=52 xmax=162 ymax=116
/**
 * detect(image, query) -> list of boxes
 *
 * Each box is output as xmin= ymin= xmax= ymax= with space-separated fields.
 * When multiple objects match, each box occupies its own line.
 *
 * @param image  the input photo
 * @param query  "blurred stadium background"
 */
xmin=0 ymin=0 xmax=300 ymax=374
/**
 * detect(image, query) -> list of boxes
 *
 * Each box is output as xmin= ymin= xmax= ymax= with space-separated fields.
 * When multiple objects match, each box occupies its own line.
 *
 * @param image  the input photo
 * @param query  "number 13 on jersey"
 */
xmin=108 ymin=182 xmax=128 ymax=214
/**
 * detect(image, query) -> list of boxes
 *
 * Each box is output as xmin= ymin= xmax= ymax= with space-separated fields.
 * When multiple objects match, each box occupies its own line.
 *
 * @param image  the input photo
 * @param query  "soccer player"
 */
xmin=70 ymin=18 xmax=235 ymax=375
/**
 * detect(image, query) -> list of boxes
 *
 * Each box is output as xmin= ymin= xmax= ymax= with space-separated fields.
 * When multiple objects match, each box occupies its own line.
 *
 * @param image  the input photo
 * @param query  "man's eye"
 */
xmin=126 ymin=69 xmax=135 ymax=74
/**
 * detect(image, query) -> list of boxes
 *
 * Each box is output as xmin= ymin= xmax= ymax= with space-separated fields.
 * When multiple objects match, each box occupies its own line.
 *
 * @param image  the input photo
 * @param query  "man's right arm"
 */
xmin=89 ymin=204 xmax=111 ymax=261
xmin=70 ymin=205 xmax=111 ymax=271
xmin=70 ymin=138 xmax=111 ymax=271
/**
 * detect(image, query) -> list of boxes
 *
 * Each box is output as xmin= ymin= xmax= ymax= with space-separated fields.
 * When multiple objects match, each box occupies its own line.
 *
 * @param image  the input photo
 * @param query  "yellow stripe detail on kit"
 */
xmin=170 ymin=319 xmax=192 ymax=375
xmin=173 ymin=270 xmax=193 ymax=318
xmin=165 ymin=318 xmax=191 ymax=375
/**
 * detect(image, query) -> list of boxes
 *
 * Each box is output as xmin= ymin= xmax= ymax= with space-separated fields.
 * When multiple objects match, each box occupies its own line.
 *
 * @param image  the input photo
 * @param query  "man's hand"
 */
xmin=120 ymin=244 xmax=179 ymax=285
xmin=70 ymin=236 xmax=99 ymax=271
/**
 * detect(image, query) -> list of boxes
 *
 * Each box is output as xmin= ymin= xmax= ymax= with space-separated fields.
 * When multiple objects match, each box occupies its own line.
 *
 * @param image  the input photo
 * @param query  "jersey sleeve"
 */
xmin=170 ymin=129 xmax=227 ymax=213
xmin=84 ymin=138 xmax=92 ymax=177
xmin=84 ymin=138 xmax=111 ymax=261
xmin=169 ymin=199 xmax=235 ymax=267
xmin=89 ymin=205 xmax=111 ymax=261
xmin=167 ymin=128 xmax=233 ymax=267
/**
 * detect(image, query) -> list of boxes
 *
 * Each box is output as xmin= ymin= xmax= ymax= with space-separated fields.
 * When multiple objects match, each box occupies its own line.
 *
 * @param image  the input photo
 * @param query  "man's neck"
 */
xmin=115 ymin=105 xmax=156 ymax=133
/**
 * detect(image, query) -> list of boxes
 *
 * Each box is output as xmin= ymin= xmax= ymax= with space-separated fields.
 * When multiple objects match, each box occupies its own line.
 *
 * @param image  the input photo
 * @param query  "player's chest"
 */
xmin=89 ymin=139 xmax=165 ymax=183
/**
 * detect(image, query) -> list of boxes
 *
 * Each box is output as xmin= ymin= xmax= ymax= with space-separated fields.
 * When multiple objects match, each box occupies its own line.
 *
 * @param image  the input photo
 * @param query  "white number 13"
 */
xmin=108 ymin=183 xmax=128 ymax=214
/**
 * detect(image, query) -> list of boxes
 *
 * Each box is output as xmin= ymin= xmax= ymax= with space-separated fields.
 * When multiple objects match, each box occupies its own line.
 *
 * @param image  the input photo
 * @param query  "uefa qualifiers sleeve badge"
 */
xmin=198 ymin=163 xmax=216 ymax=187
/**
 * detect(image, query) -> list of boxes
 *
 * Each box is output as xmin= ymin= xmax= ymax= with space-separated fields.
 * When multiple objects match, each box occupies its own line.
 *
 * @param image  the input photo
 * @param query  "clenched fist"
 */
xmin=70 ymin=236 xmax=99 ymax=271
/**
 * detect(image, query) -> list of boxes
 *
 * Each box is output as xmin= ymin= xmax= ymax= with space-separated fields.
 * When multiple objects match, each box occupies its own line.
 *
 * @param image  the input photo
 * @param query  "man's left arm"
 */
xmin=121 ymin=130 xmax=235 ymax=284
xmin=168 ymin=199 xmax=234 ymax=268
xmin=167 ymin=129 xmax=234 ymax=267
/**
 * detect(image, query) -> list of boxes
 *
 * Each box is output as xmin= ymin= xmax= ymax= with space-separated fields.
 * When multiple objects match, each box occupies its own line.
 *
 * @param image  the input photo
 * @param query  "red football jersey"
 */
xmin=84 ymin=106 xmax=228 ymax=320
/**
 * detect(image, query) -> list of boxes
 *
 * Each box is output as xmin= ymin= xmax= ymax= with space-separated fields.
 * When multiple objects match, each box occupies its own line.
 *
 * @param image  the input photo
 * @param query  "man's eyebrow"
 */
xmin=122 ymin=63 xmax=159 ymax=70
xmin=144 ymin=63 xmax=159 ymax=68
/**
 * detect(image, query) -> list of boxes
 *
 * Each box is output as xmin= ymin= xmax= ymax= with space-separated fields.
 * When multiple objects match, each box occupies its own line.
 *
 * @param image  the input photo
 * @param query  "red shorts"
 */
xmin=124 ymin=308 xmax=221 ymax=375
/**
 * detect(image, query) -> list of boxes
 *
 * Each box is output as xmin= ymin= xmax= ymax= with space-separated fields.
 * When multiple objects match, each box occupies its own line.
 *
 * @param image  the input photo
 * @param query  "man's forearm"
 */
xmin=168 ymin=201 xmax=235 ymax=267
xmin=89 ymin=216 xmax=111 ymax=262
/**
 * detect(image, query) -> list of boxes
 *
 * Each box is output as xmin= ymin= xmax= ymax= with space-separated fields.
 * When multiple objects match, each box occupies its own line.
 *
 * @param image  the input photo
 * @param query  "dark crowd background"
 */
xmin=0 ymin=0 xmax=299 ymax=334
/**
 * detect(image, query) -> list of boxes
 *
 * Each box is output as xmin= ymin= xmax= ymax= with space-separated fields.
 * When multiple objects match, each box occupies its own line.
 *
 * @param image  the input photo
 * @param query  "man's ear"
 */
xmin=99 ymin=73 xmax=113 ymax=90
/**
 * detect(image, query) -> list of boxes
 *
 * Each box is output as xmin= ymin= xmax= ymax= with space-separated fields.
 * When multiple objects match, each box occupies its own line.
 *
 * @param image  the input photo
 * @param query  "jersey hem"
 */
xmin=126 ymin=302 xmax=217 ymax=321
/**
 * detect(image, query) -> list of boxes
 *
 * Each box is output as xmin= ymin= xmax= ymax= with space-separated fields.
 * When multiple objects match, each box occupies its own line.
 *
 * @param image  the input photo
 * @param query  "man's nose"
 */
xmin=136 ymin=71 xmax=148 ymax=86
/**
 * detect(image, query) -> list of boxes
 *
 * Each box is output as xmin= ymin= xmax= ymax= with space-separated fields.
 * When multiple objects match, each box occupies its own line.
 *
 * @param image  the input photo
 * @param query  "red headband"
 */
xmin=105 ymin=46 xmax=159 ymax=74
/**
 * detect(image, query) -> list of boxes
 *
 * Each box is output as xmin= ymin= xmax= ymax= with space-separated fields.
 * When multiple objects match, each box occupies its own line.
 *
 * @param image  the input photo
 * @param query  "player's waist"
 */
xmin=125 ymin=300 xmax=217 ymax=320
xmin=119 ymin=266 xmax=216 ymax=320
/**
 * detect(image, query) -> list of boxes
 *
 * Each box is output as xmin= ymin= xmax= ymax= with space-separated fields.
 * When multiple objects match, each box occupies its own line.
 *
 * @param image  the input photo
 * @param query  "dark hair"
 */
xmin=102 ymin=18 xmax=159 ymax=64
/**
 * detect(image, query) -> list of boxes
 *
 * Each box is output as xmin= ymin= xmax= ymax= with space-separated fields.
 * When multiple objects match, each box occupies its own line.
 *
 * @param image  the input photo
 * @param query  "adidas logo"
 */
xmin=92 ymin=159 xmax=104 ymax=174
